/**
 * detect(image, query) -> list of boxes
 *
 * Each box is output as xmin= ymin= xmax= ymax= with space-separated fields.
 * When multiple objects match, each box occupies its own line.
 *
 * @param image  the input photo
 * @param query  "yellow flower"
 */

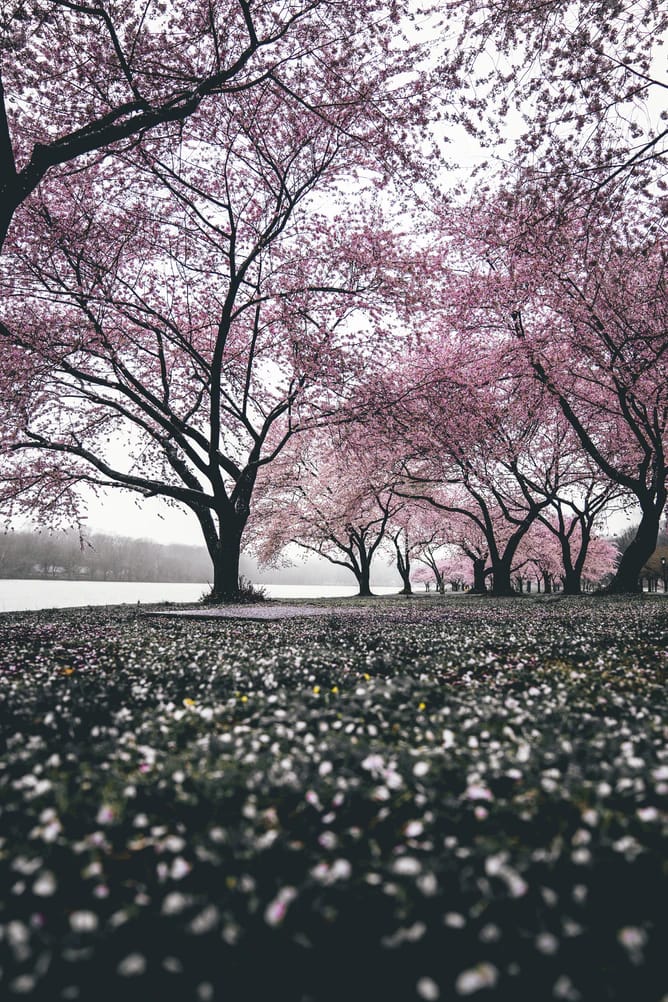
xmin=418 ymin=701 xmax=426 ymax=711
xmin=363 ymin=673 xmax=371 ymax=681
xmin=313 ymin=686 xmax=321 ymax=695
xmin=331 ymin=686 xmax=339 ymax=695
xmin=240 ymin=695 xmax=249 ymax=703
xmin=183 ymin=697 xmax=196 ymax=707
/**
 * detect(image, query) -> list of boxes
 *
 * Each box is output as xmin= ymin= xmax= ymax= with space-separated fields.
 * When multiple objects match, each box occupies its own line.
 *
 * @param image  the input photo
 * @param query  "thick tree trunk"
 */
xmin=210 ymin=541 xmax=242 ymax=601
xmin=562 ymin=568 xmax=582 ymax=595
xmin=557 ymin=525 xmax=588 ymax=595
xmin=357 ymin=562 xmax=373 ymax=597
xmin=470 ymin=557 xmax=487 ymax=594
xmin=607 ymin=506 xmax=662 ymax=594
xmin=491 ymin=558 xmax=514 ymax=596
xmin=397 ymin=563 xmax=412 ymax=594
xmin=394 ymin=538 xmax=412 ymax=594
xmin=197 ymin=506 xmax=246 ymax=603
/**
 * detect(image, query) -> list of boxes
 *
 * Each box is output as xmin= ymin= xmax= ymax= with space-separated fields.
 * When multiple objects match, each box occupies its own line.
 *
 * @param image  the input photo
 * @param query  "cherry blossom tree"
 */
xmin=414 ymin=555 xmax=444 ymax=592
xmin=458 ymin=191 xmax=668 ymax=592
xmin=252 ymin=431 xmax=403 ymax=596
xmin=410 ymin=562 xmax=437 ymax=592
xmin=412 ymin=547 xmax=474 ymax=593
xmin=410 ymin=505 xmax=490 ymax=593
xmin=399 ymin=506 xmax=453 ymax=594
xmin=580 ymin=536 xmax=619 ymax=590
xmin=366 ymin=336 xmax=562 ymax=595
xmin=0 ymin=70 xmax=416 ymax=599
xmin=438 ymin=552 xmax=473 ymax=592
xmin=386 ymin=503 xmax=451 ymax=595
xmin=513 ymin=519 xmax=563 ymax=593
xmin=445 ymin=519 xmax=490 ymax=594
xmin=389 ymin=521 xmax=414 ymax=595
xmin=534 ymin=472 xmax=625 ymax=594
xmin=413 ymin=544 xmax=447 ymax=594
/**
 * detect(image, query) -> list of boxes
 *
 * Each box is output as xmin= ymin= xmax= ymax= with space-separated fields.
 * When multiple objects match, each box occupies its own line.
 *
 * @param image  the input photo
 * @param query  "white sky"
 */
xmin=83 ymin=490 xmax=203 ymax=544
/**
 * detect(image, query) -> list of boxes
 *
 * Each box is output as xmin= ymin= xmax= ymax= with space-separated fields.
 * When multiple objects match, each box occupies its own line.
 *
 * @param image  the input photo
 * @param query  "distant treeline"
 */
xmin=0 ymin=529 xmax=401 ymax=587
xmin=11 ymin=525 xmax=663 ymax=589
xmin=0 ymin=530 xmax=212 ymax=583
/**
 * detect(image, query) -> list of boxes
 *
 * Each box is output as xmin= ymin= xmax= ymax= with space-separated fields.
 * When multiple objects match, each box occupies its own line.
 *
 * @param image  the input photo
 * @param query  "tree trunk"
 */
xmin=394 ymin=538 xmax=412 ymax=594
xmin=562 ymin=568 xmax=581 ymax=595
xmin=357 ymin=561 xmax=373 ymax=597
xmin=491 ymin=558 xmax=514 ymax=596
xmin=199 ymin=508 xmax=246 ymax=603
xmin=607 ymin=506 xmax=662 ymax=594
xmin=470 ymin=557 xmax=487 ymax=594
xmin=557 ymin=524 xmax=588 ymax=595
xmin=209 ymin=539 xmax=242 ymax=601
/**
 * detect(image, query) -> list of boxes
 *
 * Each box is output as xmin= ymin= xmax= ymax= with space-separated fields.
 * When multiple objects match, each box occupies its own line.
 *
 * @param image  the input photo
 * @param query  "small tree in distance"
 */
xmin=387 ymin=504 xmax=450 ymax=595
xmin=252 ymin=431 xmax=404 ymax=597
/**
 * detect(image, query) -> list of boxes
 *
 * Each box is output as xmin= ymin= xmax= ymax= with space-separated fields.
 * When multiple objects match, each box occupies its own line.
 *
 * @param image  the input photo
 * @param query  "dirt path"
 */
xmin=144 ymin=604 xmax=357 ymax=621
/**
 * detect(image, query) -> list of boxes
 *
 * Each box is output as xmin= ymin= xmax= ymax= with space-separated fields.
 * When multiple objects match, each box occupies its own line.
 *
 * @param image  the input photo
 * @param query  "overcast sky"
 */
xmin=84 ymin=490 xmax=204 ymax=545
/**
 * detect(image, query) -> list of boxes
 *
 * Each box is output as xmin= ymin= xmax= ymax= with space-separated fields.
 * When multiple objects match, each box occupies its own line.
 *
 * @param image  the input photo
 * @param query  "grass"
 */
xmin=0 ymin=595 xmax=666 ymax=1001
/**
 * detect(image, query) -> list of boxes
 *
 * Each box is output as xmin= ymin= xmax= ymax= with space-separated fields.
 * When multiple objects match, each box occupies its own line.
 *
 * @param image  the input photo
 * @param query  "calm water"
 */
xmin=0 ymin=580 xmax=401 ymax=612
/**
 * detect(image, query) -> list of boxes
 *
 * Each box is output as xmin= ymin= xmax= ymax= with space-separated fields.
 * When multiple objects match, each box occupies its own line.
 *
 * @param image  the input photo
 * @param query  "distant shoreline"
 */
xmin=0 ymin=574 xmax=208 ymax=583
xmin=0 ymin=574 xmax=360 ymax=586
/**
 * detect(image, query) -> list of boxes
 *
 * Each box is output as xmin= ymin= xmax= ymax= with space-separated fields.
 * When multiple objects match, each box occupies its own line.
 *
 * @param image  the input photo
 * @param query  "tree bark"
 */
xmin=210 ymin=540 xmax=242 ymax=601
xmin=198 ymin=507 xmax=246 ymax=602
xmin=562 ymin=568 xmax=581 ymax=595
xmin=394 ymin=541 xmax=412 ymax=594
xmin=357 ymin=560 xmax=373 ymax=597
xmin=490 ymin=557 xmax=514 ymax=596
xmin=607 ymin=505 xmax=662 ymax=594
xmin=556 ymin=521 xmax=588 ymax=595
xmin=466 ymin=556 xmax=488 ymax=594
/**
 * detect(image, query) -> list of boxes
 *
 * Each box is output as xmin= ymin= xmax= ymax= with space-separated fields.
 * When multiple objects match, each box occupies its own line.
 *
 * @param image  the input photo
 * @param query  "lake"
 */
xmin=0 ymin=580 xmax=402 ymax=612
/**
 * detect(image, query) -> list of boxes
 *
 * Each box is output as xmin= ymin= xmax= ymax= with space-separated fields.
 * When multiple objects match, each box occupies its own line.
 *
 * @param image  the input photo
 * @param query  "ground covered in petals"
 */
xmin=0 ymin=595 xmax=666 ymax=1002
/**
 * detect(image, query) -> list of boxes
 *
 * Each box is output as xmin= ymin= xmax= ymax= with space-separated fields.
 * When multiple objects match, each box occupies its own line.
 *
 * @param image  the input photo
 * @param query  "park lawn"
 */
xmin=0 ymin=595 xmax=666 ymax=1002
